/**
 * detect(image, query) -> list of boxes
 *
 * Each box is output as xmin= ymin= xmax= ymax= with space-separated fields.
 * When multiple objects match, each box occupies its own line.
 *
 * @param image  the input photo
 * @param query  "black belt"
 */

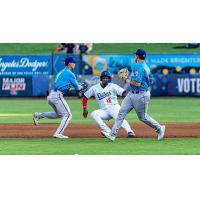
xmin=131 ymin=90 xmax=147 ymax=94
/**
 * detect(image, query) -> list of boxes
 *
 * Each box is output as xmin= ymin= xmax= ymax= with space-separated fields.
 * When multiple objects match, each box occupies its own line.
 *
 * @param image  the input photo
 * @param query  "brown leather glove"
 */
xmin=83 ymin=108 xmax=88 ymax=118
xmin=118 ymin=68 xmax=129 ymax=82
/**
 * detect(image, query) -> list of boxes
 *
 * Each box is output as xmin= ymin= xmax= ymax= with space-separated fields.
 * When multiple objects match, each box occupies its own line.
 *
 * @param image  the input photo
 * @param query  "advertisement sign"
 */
xmin=82 ymin=54 xmax=133 ymax=75
xmin=146 ymin=54 xmax=200 ymax=74
xmin=53 ymin=54 xmax=79 ymax=75
xmin=146 ymin=54 xmax=200 ymax=68
xmin=82 ymin=54 xmax=200 ymax=75
xmin=0 ymin=55 xmax=52 ymax=76
xmin=0 ymin=76 xmax=32 ymax=96
xmin=168 ymin=74 xmax=200 ymax=96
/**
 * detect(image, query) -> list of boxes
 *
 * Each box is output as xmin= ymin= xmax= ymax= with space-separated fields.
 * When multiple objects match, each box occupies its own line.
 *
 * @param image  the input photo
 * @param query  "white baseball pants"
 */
xmin=90 ymin=104 xmax=133 ymax=134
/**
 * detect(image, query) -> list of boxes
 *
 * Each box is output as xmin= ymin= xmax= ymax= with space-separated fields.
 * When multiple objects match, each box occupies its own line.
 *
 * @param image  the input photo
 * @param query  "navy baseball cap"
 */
xmin=64 ymin=56 xmax=77 ymax=65
xmin=134 ymin=49 xmax=146 ymax=59
xmin=101 ymin=71 xmax=111 ymax=78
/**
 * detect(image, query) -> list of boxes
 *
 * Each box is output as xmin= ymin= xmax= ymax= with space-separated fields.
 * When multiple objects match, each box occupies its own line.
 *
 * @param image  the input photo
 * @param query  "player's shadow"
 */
xmin=173 ymin=45 xmax=187 ymax=49
xmin=173 ymin=44 xmax=199 ymax=49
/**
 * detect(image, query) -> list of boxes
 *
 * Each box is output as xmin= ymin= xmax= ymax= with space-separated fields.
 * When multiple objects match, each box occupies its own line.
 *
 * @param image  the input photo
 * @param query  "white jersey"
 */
xmin=84 ymin=83 xmax=125 ymax=109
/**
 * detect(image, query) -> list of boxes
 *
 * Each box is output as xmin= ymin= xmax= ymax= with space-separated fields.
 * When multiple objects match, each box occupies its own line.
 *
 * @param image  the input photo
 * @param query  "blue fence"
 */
xmin=32 ymin=75 xmax=49 ymax=97
xmin=0 ymin=53 xmax=200 ymax=97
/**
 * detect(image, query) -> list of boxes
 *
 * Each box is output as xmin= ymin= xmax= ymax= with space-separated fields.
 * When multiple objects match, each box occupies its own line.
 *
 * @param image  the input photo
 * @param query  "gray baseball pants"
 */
xmin=38 ymin=91 xmax=72 ymax=136
xmin=111 ymin=91 xmax=161 ymax=136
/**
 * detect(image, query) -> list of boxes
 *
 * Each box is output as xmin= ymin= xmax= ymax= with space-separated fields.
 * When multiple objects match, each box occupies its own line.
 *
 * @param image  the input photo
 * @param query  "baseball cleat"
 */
xmin=127 ymin=131 xmax=136 ymax=137
xmin=101 ymin=131 xmax=116 ymax=142
xmin=33 ymin=112 xmax=39 ymax=126
xmin=53 ymin=134 xmax=69 ymax=139
xmin=157 ymin=125 xmax=166 ymax=140
xmin=107 ymin=134 xmax=116 ymax=142
xmin=100 ymin=131 xmax=110 ymax=137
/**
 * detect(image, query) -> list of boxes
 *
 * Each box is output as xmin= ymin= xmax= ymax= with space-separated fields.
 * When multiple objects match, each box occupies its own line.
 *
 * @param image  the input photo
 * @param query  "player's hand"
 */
xmin=83 ymin=108 xmax=88 ymax=118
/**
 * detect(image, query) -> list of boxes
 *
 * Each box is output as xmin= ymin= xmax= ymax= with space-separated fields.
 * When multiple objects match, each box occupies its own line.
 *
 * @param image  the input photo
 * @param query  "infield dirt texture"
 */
xmin=0 ymin=123 xmax=200 ymax=138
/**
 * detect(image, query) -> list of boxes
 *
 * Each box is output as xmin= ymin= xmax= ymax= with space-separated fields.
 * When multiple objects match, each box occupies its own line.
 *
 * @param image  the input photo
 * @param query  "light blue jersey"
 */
xmin=54 ymin=68 xmax=80 ymax=94
xmin=130 ymin=61 xmax=152 ymax=92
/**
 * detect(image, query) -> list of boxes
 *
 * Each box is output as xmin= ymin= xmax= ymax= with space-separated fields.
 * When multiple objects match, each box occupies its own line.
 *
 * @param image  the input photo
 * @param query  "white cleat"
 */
xmin=53 ymin=134 xmax=69 ymax=139
xmin=101 ymin=131 xmax=116 ymax=142
xmin=157 ymin=125 xmax=166 ymax=140
xmin=33 ymin=112 xmax=39 ymax=126
xmin=127 ymin=131 xmax=136 ymax=137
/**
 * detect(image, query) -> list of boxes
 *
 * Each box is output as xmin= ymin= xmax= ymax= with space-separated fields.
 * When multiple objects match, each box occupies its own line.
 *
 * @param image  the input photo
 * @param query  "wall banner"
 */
xmin=0 ymin=76 xmax=32 ymax=96
xmin=168 ymin=74 xmax=200 ymax=96
xmin=0 ymin=55 xmax=52 ymax=76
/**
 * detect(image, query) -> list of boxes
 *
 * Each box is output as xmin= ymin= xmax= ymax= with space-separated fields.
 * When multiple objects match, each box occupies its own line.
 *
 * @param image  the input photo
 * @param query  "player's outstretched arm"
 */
xmin=82 ymin=95 xmax=88 ymax=118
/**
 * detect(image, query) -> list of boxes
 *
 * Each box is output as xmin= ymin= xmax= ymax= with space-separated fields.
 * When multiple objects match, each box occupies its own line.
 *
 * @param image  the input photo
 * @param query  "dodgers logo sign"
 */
xmin=0 ymin=55 xmax=52 ymax=76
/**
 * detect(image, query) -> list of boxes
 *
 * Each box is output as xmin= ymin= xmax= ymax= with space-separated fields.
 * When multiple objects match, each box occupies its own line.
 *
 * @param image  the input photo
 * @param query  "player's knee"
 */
xmin=91 ymin=111 xmax=98 ymax=120
xmin=63 ymin=112 xmax=72 ymax=120
xmin=138 ymin=113 xmax=148 ymax=122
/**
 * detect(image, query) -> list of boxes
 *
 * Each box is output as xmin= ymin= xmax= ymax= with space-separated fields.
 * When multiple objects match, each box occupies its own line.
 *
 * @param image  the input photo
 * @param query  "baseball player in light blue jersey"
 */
xmin=33 ymin=56 xmax=81 ymax=139
xmin=102 ymin=49 xmax=165 ymax=141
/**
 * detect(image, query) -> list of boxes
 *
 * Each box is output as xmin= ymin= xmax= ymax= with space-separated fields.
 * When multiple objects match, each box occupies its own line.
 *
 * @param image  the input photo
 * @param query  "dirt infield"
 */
xmin=0 ymin=123 xmax=199 ymax=138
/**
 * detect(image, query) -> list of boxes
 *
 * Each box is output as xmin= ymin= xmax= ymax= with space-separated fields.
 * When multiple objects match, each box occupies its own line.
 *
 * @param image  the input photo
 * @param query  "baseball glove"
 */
xmin=118 ymin=68 xmax=129 ymax=82
xmin=77 ymin=82 xmax=89 ymax=98
xmin=80 ymin=82 xmax=89 ymax=93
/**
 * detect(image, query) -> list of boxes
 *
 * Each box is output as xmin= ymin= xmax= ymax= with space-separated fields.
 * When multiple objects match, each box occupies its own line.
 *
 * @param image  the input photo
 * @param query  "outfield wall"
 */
xmin=0 ymin=53 xmax=200 ymax=97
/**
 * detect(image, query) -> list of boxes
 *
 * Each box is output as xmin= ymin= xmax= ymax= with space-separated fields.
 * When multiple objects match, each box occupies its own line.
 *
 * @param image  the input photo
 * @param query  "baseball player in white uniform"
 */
xmin=82 ymin=71 xmax=135 ymax=137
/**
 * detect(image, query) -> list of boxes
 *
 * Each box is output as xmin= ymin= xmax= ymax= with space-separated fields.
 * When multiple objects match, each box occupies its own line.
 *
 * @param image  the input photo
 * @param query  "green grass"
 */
xmin=92 ymin=43 xmax=200 ymax=54
xmin=0 ymin=138 xmax=200 ymax=155
xmin=0 ymin=43 xmax=57 ymax=54
xmin=0 ymin=43 xmax=200 ymax=54
xmin=0 ymin=97 xmax=199 ymax=155
xmin=0 ymin=97 xmax=199 ymax=123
